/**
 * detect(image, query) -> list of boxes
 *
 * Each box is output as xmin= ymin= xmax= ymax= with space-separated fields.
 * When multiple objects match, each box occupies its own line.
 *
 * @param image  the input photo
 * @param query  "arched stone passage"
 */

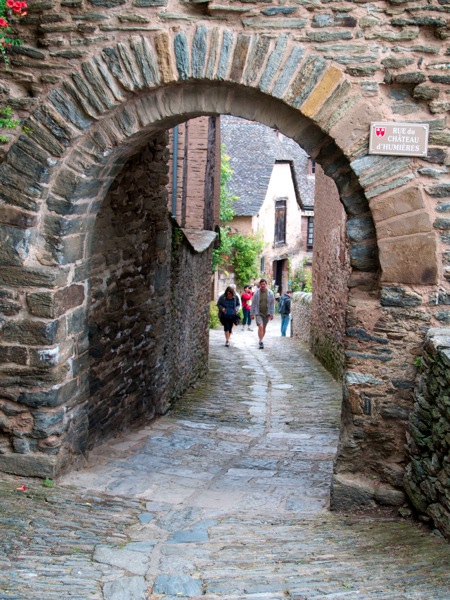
xmin=0 ymin=26 xmax=443 ymax=509
xmin=5 ymin=25 xmax=439 ymax=282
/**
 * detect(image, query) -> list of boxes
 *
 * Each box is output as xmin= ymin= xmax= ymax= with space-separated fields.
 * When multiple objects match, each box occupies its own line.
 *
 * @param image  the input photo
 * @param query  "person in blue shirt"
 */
xmin=217 ymin=286 xmax=241 ymax=347
xmin=278 ymin=290 xmax=292 ymax=337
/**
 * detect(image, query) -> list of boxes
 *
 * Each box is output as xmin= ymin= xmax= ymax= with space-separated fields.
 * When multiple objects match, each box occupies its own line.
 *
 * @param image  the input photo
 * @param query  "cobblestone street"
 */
xmin=1 ymin=323 xmax=450 ymax=599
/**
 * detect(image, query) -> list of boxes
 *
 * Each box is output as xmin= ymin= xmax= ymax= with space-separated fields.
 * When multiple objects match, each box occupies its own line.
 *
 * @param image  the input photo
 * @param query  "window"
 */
xmin=260 ymin=255 xmax=265 ymax=274
xmin=274 ymin=198 xmax=287 ymax=244
xmin=309 ymin=159 xmax=316 ymax=175
xmin=307 ymin=216 xmax=314 ymax=251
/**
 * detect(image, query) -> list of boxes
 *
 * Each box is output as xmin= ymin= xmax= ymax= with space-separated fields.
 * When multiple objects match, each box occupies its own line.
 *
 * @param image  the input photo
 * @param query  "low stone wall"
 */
xmin=291 ymin=292 xmax=312 ymax=345
xmin=404 ymin=328 xmax=450 ymax=541
xmin=292 ymin=291 xmax=345 ymax=382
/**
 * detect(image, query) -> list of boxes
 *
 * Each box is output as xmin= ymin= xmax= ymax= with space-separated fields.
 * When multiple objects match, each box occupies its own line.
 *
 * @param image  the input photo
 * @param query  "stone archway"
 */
xmin=0 ymin=27 xmax=442 ymax=508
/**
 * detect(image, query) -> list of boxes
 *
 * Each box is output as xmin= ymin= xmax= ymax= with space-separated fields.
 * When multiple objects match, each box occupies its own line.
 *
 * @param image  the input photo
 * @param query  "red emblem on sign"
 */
xmin=375 ymin=127 xmax=386 ymax=138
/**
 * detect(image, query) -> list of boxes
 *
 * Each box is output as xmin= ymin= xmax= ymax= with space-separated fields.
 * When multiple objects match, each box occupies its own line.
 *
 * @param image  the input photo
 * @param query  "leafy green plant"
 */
xmin=212 ymin=225 xmax=234 ymax=272
xmin=303 ymin=269 xmax=312 ymax=292
xmin=172 ymin=226 xmax=184 ymax=252
xmin=290 ymin=258 xmax=313 ymax=293
xmin=212 ymin=146 xmax=239 ymax=272
xmin=0 ymin=105 xmax=21 ymax=143
xmin=209 ymin=300 xmax=220 ymax=329
xmin=230 ymin=232 xmax=264 ymax=289
xmin=219 ymin=145 xmax=238 ymax=223
xmin=413 ymin=356 xmax=422 ymax=368
xmin=213 ymin=144 xmax=264 ymax=287
xmin=0 ymin=106 xmax=20 ymax=129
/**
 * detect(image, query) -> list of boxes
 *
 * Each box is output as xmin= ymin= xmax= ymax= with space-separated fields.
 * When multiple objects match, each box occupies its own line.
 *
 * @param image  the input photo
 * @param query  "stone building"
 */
xmin=221 ymin=116 xmax=315 ymax=294
xmin=0 ymin=0 xmax=449 ymax=538
xmin=167 ymin=116 xmax=220 ymax=232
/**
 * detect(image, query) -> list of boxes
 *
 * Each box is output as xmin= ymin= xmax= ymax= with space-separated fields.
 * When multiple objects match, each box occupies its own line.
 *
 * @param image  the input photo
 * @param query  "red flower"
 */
xmin=0 ymin=18 xmax=8 ymax=27
xmin=16 ymin=484 xmax=27 ymax=492
xmin=10 ymin=1 xmax=26 ymax=14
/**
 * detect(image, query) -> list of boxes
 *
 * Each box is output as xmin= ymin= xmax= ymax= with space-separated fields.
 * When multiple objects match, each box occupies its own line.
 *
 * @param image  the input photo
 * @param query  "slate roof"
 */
xmin=220 ymin=115 xmax=315 ymax=217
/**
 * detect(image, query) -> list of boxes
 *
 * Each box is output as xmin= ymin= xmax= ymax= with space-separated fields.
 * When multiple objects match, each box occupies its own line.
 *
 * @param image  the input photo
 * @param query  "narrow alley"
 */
xmin=1 ymin=325 xmax=449 ymax=599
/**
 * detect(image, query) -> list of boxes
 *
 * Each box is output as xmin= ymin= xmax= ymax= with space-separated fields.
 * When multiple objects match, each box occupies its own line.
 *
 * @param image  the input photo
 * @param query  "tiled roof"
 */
xmin=220 ymin=116 xmax=315 ymax=217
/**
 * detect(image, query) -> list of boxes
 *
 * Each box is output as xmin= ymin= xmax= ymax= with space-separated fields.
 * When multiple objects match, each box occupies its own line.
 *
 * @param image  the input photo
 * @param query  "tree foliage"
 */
xmin=219 ymin=145 xmax=238 ymax=223
xmin=290 ymin=258 xmax=313 ymax=292
xmin=212 ymin=144 xmax=264 ymax=286
xmin=212 ymin=145 xmax=237 ymax=272
xmin=230 ymin=233 xmax=264 ymax=288
xmin=212 ymin=225 xmax=234 ymax=273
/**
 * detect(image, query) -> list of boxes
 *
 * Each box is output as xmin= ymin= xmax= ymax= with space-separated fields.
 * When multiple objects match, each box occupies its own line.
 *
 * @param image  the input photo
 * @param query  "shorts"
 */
xmin=255 ymin=315 xmax=269 ymax=327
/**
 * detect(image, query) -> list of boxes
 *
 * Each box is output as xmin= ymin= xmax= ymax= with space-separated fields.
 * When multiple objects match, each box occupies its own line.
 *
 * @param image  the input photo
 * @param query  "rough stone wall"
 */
xmin=332 ymin=286 xmax=432 ymax=510
xmin=88 ymin=134 xmax=211 ymax=450
xmin=311 ymin=164 xmax=351 ymax=382
xmin=405 ymin=328 xmax=450 ymax=540
xmin=2 ymin=0 xmax=449 ymax=119
xmin=169 ymin=226 xmax=211 ymax=401
xmin=0 ymin=130 xmax=212 ymax=474
xmin=88 ymin=133 xmax=173 ymax=448
xmin=291 ymin=291 xmax=312 ymax=346
xmin=65 ymin=133 xmax=211 ymax=447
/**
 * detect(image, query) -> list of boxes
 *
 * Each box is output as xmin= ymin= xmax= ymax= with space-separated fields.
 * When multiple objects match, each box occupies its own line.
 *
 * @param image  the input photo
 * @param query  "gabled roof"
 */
xmin=220 ymin=116 xmax=315 ymax=217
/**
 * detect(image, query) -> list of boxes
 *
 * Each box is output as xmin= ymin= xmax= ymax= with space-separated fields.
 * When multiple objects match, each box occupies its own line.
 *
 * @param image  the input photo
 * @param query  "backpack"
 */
xmin=278 ymin=295 xmax=286 ymax=314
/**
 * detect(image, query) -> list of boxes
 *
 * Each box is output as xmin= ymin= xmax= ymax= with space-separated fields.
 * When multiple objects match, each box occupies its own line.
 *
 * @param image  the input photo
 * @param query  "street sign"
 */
xmin=369 ymin=122 xmax=429 ymax=157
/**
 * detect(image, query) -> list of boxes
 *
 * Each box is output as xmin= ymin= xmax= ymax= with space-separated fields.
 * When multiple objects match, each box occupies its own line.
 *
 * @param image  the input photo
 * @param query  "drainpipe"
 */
xmin=171 ymin=125 xmax=178 ymax=219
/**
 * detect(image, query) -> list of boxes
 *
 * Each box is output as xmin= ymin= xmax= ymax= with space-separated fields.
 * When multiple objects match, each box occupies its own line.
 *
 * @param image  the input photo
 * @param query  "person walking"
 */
xmin=250 ymin=278 xmax=275 ymax=349
xmin=278 ymin=290 xmax=292 ymax=337
xmin=241 ymin=285 xmax=253 ymax=331
xmin=217 ymin=286 xmax=240 ymax=347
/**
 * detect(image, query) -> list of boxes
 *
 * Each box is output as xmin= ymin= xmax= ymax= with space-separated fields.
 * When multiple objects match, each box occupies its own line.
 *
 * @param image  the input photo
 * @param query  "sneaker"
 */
xmin=247 ymin=327 xmax=253 ymax=331
xmin=225 ymin=341 xmax=230 ymax=347
xmin=259 ymin=341 xmax=264 ymax=349
xmin=242 ymin=326 xmax=245 ymax=331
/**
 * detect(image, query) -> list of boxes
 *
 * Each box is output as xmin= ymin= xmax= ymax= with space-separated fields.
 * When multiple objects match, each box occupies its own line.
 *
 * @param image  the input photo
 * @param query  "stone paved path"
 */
xmin=1 ymin=323 xmax=450 ymax=599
